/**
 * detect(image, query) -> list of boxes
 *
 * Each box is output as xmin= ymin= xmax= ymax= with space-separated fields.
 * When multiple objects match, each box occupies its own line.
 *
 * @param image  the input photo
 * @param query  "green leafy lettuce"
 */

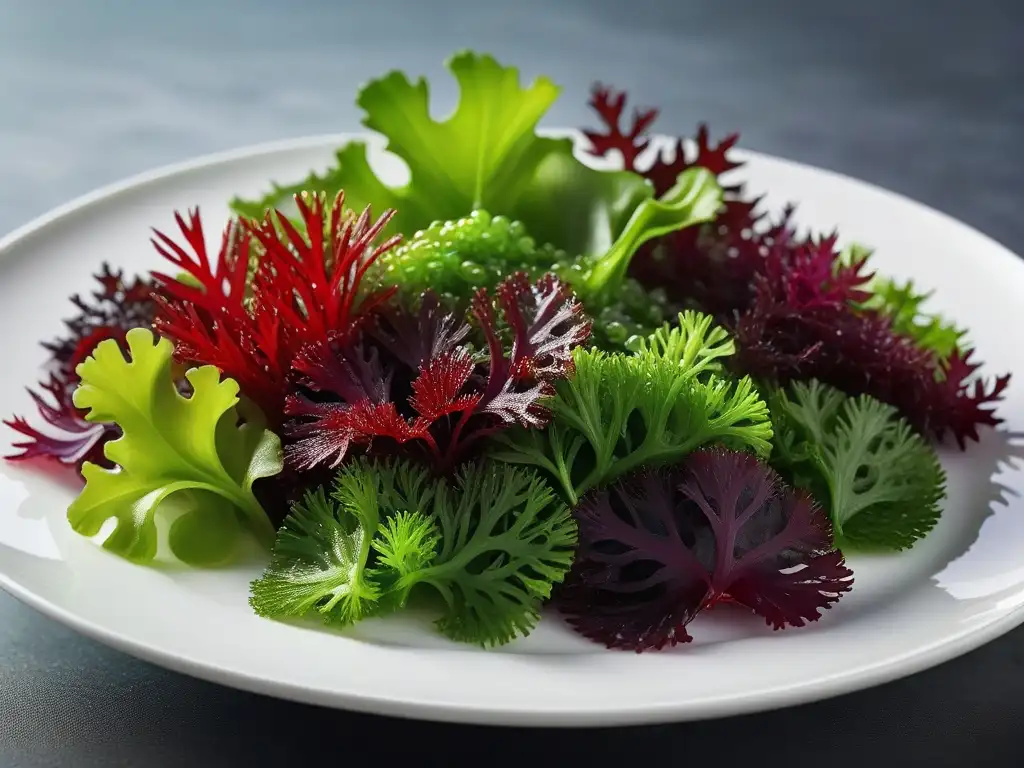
xmin=67 ymin=328 xmax=283 ymax=565
xmin=491 ymin=312 xmax=773 ymax=504
xmin=249 ymin=459 xmax=576 ymax=647
xmin=231 ymin=50 xmax=721 ymax=305
xmin=769 ymin=379 xmax=947 ymax=551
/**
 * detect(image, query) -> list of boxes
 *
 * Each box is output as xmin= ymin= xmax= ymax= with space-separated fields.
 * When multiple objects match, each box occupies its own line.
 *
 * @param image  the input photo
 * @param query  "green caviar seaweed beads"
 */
xmin=379 ymin=209 xmax=672 ymax=351
xmin=382 ymin=210 xmax=565 ymax=297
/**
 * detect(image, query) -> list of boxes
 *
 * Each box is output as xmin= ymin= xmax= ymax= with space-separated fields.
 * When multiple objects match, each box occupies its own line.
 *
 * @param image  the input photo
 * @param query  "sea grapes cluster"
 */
xmin=382 ymin=210 xmax=565 ymax=299
xmin=380 ymin=209 xmax=672 ymax=349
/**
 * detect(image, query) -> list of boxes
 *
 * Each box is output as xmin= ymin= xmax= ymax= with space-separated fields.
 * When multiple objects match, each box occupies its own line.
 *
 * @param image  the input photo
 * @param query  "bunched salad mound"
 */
xmin=4 ymin=51 xmax=1012 ymax=652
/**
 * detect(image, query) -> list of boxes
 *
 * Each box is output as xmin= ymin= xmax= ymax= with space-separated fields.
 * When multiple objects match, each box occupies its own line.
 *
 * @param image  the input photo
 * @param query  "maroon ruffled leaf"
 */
xmin=732 ymin=278 xmax=1010 ymax=448
xmin=558 ymin=448 xmax=853 ymax=652
xmin=933 ymin=350 xmax=1011 ymax=447
xmin=644 ymin=124 xmax=743 ymax=199
xmin=582 ymin=84 xmax=740 ymax=196
xmin=632 ymin=202 xmax=871 ymax=324
xmin=5 ymin=265 xmax=156 ymax=475
xmin=283 ymin=337 xmax=409 ymax=471
xmin=583 ymin=84 xmax=658 ymax=170
xmin=492 ymin=272 xmax=592 ymax=381
xmin=4 ymin=374 xmax=116 ymax=472
xmin=370 ymin=291 xmax=471 ymax=370
xmin=292 ymin=339 xmax=390 ymax=403
xmin=631 ymin=199 xmax=796 ymax=318
xmin=283 ymin=273 xmax=591 ymax=476
xmin=43 ymin=263 xmax=156 ymax=378
xmin=759 ymin=234 xmax=875 ymax=310
xmin=471 ymin=272 xmax=591 ymax=429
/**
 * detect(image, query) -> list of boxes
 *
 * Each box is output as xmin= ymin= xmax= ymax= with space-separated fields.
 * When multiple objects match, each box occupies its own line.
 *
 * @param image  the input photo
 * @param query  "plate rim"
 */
xmin=2 ymin=131 xmax=1024 ymax=728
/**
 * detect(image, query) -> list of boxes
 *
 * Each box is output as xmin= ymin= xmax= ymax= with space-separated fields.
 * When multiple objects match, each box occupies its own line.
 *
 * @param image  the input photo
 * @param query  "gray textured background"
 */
xmin=1 ymin=1 xmax=1023 ymax=766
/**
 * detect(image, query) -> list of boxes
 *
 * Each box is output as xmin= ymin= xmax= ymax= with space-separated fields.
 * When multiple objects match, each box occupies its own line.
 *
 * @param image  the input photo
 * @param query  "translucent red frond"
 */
xmin=345 ymin=400 xmax=427 ymax=445
xmin=408 ymin=350 xmax=481 ymax=420
xmin=150 ymin=212 xmax=251 ymax=318
xmin=247 ymin=192 xmax=401 ymax=350
xmin=152 ymin=295 xmax=288 ymax=422
xmin=150 ymin=191 xmax=401 ymax=426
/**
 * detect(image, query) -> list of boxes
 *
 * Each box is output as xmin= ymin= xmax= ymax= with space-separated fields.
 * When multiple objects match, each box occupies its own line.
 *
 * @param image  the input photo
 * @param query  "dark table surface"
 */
xmin=2 ymin=1 xmax=1023 ymax=766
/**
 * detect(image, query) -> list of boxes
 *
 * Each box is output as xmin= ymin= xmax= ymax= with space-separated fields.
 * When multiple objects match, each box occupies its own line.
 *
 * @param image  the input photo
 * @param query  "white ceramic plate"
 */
xmin=2 ymin=132 xmax=1023 ymax=727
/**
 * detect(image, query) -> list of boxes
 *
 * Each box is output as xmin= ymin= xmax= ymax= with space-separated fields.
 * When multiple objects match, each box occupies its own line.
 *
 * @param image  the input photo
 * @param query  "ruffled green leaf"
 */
xmin=769 ymin=379 xmax=947 ymax=550
xmin=250 ymin=459 xmax=575 ymax=647
xmin=67 ymin=328 xmax=282 ymax=564
xmin=249 ymin=460 xmax=433 ymax=626
xmin=491 ymin=328 xmax=773 ymax=504
xmin=396 ymin=463 xmax=577 ymax=647
xmin=232 ymin=52 xmax=649 ymax=254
